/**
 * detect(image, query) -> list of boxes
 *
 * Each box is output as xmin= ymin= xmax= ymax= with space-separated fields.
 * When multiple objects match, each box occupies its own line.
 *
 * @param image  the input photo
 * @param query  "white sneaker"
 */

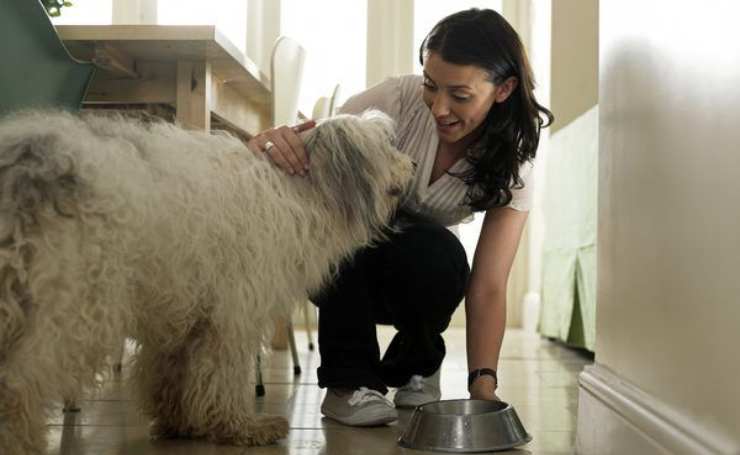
xmin=321 ymin=387 xmax=398 ymax=426
xmin=393 ymin=369 xmax=442 ymax=408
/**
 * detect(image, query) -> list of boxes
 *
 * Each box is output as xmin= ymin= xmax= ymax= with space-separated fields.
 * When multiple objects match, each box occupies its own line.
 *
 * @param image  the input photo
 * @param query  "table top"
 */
xmin=56 ymin=25 xmax=271 ymax=106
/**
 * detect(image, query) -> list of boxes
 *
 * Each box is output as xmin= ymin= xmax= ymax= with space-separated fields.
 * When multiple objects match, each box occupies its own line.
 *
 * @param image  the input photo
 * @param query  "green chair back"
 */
xmin=0 ymin=0 xmax=95 ymax=115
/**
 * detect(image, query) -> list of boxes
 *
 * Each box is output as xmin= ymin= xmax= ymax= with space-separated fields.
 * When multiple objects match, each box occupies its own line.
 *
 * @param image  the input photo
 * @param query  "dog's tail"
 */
xmin=0 ymin=124 xmax=83 ymax=357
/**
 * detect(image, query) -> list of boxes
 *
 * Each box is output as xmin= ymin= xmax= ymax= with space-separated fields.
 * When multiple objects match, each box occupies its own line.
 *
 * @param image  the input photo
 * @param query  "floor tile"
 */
xmin=45 ymin=327 xmax=592 ymax=454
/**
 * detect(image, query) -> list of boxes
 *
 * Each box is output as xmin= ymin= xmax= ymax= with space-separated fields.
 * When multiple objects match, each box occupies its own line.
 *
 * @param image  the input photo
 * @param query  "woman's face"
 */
xmin=421 ymin=52 xmax=499 ymax=146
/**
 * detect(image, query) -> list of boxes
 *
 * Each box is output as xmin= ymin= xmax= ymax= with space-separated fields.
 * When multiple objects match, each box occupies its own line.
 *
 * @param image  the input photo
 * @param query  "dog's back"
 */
xmin=0 ymin=109 xmax=412 ymax=453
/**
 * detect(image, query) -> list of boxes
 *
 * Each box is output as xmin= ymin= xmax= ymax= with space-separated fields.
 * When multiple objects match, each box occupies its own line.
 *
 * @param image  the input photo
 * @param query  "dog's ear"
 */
xmin=304 ymin=120 xmax=381 ymax=232
xmin=360 ymin=110 xmax=396 ymax=144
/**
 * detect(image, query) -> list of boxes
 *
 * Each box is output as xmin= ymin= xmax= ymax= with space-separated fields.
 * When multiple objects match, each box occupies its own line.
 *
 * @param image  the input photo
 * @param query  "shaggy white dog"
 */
xmin=0 ymin=110 xmax=413 ymax=454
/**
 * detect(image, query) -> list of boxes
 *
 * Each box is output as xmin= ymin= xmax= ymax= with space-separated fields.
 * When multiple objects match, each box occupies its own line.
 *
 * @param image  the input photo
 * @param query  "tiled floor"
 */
xmin=46 ymin=327 xmax=592 ymax=454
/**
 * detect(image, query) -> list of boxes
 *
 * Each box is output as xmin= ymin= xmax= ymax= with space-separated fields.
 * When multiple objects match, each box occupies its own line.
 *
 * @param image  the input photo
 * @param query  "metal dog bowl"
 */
xmin=398 ymin=399 xmax=532 ymax=453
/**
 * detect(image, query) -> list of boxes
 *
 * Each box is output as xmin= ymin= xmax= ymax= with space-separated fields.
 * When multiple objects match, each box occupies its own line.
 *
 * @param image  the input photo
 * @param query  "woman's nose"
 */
xmin=430 ymin=94 xmax=450 ymax=117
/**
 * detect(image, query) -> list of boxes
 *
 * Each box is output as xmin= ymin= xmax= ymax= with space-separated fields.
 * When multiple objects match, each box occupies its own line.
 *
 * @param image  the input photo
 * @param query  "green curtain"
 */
xmin=539 ymin=105 xmax=598 ymax=351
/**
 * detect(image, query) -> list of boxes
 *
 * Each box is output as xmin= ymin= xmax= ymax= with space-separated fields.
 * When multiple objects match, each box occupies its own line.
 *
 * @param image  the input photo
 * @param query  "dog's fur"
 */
xmin=0 ymin=110 xmax=413 ymax=454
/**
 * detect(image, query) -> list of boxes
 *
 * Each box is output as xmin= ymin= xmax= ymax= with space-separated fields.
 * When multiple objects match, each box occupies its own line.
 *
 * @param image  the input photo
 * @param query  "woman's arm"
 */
xmin=465 ymin=206 xmax=529 ymax=400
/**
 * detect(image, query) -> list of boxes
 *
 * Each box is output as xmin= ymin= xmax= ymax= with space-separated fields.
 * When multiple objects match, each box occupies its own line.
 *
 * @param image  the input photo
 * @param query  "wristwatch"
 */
xmin=468 ymin=368 xmax=498 ymax=389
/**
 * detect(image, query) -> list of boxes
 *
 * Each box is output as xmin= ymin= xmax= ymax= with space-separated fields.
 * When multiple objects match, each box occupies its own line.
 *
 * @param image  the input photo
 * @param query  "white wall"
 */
xmin=114 ymin=0 xmax=157 ymax=25
xmin=578 ymin=1 xmax=740 ymax=452
xmin=549 ymin=0 xmax=598 ymax=135
xmin=158 ymin=0 xmax=247 ymax=53
xmin=246 ymin=0 xmax=281 ymax=75
xmin=50 ymin=0 xmax=112 ymax=24
xmin=365 ymin=0 xmax=414 ymax=88
xmin=282 ymin=0 xmax=366 ymax=115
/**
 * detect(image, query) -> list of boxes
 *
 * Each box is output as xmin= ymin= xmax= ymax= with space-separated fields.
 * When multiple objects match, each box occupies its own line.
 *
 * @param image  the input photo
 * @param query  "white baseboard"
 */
xmin=577 ymin=364 xmax=739 ymax=455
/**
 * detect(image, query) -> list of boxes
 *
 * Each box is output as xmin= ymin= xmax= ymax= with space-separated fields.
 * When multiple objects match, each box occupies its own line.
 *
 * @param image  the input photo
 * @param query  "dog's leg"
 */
xmin=0 ymin=251 xmax=84 ymax=455
xmin=0 ymin=372 xmax=47 ymax=455
xmin=0 ymin=299 xmax=89 ymax=455
xmin=132 ymin=342 xmax=190 ymax=439
xmin=134 ymin=320 xmax=288 ymax=447
xmin=0 ymin=293 xmax=112 ymax=455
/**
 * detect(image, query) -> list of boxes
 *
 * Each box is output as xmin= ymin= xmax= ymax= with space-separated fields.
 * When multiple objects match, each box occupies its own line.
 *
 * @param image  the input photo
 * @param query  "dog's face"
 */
xmin=304 ymin=111 xmax=414 ymax=236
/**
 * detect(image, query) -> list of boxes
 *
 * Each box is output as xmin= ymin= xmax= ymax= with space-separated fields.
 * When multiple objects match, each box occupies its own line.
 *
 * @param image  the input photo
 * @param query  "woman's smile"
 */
xmin=435 ymin=118 xmax=462 ymax=135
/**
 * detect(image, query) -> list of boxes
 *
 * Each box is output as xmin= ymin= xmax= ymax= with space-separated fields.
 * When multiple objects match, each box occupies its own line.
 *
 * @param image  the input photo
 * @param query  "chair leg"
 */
xmin=63 ymin=398 xmax=80 ymax=413
xmin=112 ymin=339 xmax=125 ymax=374
xmin=63 ymin=339 xmax=127 ymax=414
xmin=303 ymin=301 xmax=315 ymax=351
xmin=255 ymin=354 xmax=265 ymax=397
xmin=287 ymin=322 xmax=301 ymax=375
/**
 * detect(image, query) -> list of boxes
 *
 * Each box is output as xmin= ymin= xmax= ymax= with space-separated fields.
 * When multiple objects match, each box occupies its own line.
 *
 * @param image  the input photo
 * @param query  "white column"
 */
xmin=499 ymin=0 xmax=536 ymax=329
xmin=112 ymin=0 xmax=157 ymax=25
xmin=366 ymin=0 xmax=414 ymax=88
xmin=246 ymin=0 xmax=282 ymax=75
xmin=521 ymin=0 xmax=551 ymax=332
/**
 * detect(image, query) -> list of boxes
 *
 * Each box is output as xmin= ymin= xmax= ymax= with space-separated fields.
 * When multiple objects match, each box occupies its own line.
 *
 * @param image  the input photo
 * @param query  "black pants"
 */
xmin=313 ymin=217 xmax=470 ymax=394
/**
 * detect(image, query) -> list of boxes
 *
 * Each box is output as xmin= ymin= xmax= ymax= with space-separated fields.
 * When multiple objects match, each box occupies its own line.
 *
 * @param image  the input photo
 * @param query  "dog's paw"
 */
xmin=150 ymin=415 xmax=289 ymax=446
xmin=247 ymin=415 xmax=290 ymax=446
xmin=149 ymin=419 xmax=186 ymax=440
xmin=208 ymin=415 xmax=289 ymax=446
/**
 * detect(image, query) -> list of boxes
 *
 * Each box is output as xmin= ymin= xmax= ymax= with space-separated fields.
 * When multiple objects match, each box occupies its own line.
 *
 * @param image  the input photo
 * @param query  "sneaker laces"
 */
xmin=399 ymin=375 xmax=425 ymax=392
xmin=347 ymin=387 xmax=394 ymax=407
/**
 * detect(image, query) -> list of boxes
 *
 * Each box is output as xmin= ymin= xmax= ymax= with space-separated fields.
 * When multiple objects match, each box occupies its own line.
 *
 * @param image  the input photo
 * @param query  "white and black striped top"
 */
xmin=340 ymin=75 xmax=533 ymax=227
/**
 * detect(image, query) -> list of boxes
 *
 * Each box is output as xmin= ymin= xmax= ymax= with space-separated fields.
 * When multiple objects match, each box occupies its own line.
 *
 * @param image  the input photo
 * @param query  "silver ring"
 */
xmin=263 ymin=140 xmax=275 ymax=153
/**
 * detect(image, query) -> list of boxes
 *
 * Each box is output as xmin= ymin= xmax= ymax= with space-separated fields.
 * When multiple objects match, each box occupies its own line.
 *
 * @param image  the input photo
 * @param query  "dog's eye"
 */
xmin=388 ymin=185 xmax=403 ymax=197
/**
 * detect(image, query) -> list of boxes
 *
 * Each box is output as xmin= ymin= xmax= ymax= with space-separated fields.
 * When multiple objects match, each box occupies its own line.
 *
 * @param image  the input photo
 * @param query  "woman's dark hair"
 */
xmin=420 ymin=8 xmax=554 ymax=211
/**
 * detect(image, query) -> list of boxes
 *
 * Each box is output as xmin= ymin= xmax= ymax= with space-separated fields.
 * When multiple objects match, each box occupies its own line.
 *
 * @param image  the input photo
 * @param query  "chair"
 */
xmin=0 ymin=0 xmax=95 ymax=116
xmin=311 ymin=96 xmax=331 ymax=120
xmin=0 ymin=0 xmax=96 ymax=413
xmin=328 ymin=83 xmax=342 ymax=116
xmin=270 ymin=36 xmax=306 ymax=126
xmin=311 ymin=84 xmax=342 ymax=120
xmin=256 ymin=36 xmax=307 ymax=397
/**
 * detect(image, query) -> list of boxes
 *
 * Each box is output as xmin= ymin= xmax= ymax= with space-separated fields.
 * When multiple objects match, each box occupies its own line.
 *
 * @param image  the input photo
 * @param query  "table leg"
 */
xmin=176 ymin=61 xmax=212 ymax=130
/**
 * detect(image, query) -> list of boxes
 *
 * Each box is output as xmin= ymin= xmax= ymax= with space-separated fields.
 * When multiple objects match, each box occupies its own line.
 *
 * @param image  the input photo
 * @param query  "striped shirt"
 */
xmin=339 ymin=74 xmax=533 ymax=226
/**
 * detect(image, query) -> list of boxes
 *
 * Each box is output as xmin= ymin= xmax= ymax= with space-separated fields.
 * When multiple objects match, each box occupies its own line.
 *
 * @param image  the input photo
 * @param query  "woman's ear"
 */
xmin=495 ymin=76 xmax=518 ymax=103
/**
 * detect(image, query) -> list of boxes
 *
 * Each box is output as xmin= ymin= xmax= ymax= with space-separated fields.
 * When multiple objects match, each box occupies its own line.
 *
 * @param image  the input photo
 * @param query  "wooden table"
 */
xmin=57 ymin=25 xmax=271 ymax=137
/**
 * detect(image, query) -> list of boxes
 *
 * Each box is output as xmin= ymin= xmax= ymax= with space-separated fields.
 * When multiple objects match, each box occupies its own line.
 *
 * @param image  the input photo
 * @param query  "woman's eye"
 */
xmin=452 ymin=95 xmax=471 ymax=102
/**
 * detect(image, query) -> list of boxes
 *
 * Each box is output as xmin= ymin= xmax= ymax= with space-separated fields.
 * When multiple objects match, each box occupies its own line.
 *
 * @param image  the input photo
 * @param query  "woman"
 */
xmin=247 ymin=8 xmax=553 ymax=427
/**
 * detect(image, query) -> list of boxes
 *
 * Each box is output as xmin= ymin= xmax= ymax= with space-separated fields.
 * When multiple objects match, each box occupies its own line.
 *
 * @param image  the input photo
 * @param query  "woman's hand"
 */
xmin=469 ymin=375 xmax=500 ymax=401
xmin=247 ymin=120 xmax=316 ymax=176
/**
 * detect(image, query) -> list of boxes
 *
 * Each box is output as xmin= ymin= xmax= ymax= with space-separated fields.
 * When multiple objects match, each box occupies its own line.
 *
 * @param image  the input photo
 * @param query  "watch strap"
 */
xmin=468 ymin=368 xmax=498 ymax=388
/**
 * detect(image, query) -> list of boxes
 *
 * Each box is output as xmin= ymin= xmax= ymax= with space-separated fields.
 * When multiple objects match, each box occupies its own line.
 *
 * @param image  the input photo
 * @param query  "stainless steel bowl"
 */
xmin=398 ymin=399 xmax=532 ymax=453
